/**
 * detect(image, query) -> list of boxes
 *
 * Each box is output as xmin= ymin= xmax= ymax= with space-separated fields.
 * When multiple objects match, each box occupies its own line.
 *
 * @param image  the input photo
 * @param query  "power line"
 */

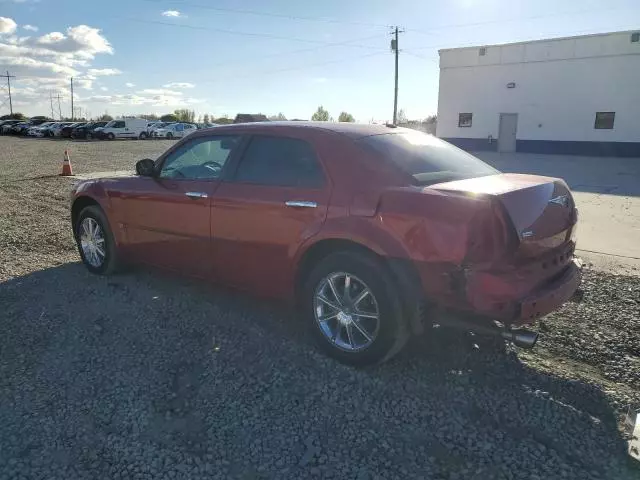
xmin=141 ymin=0 xmax=390 ymax=29
xmin=194 ymin=50 xmax=386 ymax=85
xmin=142 ymin=1 xmax=629 ymax=39
xmin=141 ymin=33 xmax=386 ymax=77
xmin=115 ymin=16 xmax=388 ymax=50
xmin=402 ymin=50 xmax=439 ymax=64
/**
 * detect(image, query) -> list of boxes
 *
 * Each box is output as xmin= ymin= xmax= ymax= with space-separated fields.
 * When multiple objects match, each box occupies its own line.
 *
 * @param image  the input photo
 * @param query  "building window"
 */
xmin=458 ymin=113 xmax=473 ymax=128
xmin=594 ymin=112 xmax=615 ymax=130
xmin=479 ymin=47 xmax=487 ymax=56
xmin=631 ymin=32 xmax=640 ymax=43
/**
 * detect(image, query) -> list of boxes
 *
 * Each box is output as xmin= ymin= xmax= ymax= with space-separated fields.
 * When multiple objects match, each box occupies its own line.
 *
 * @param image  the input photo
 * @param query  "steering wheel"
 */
xmin=202 ymin=161 xmax=223 ymax=173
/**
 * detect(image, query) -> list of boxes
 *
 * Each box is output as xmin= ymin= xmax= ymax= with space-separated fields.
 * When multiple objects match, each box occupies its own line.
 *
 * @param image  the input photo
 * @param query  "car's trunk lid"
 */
xmin=429 ymin=173 xmax=576 ymax=258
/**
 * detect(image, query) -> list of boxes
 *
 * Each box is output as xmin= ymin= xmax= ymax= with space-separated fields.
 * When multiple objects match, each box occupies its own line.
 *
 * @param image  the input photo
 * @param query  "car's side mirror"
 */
xmin=136 ymin=158 xmax=156 ymax=177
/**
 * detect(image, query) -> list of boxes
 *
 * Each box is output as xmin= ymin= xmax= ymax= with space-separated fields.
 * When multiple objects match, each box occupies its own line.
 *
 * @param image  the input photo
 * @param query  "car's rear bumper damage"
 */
xmin=397 ymin=243 xmax=582 ymax=347
xmin=461 ymin=254 xmax=582 ymax=326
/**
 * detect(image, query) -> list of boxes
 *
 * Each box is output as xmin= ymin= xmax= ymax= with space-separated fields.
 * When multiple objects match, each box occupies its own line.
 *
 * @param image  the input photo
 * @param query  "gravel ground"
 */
xmin=1 ymin=137 xmax=639 ymax=479
xmin=0 ymin=136 xmax=171 ymax=182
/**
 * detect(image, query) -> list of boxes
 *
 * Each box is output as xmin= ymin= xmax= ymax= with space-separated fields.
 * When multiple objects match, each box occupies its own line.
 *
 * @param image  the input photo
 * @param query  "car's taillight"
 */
xmin=464 ymin=199 xmax=519 ymax=264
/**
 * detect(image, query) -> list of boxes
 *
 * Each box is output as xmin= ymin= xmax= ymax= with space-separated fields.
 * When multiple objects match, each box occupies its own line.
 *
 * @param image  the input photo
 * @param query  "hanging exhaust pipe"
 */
xmin=501 ymin=329 xmax=539 ymax=349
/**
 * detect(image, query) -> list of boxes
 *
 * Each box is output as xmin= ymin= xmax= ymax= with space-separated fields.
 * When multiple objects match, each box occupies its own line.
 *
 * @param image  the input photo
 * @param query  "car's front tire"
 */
xmin=166 ymin=132 xmax=173 ymax=139
xmin=107 ymin=133 xmax=115 ymax=140
xmin=303 ymin=251 xmax=408 ymax=366
xmin=75 ymin=206 xmax=122 ymax=275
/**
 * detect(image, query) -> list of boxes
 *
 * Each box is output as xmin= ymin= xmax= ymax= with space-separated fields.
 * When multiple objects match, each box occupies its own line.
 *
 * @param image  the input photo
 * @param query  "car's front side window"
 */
xmin=233 ymin=136 xmax=324 ymax=188
xmin=159 ymin=136 xmax=241 ymax=180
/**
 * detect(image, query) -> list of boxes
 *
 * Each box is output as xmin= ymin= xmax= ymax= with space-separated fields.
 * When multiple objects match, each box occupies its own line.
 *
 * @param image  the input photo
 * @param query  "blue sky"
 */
xmin=1 ymin=0 xmax=639 ymax=121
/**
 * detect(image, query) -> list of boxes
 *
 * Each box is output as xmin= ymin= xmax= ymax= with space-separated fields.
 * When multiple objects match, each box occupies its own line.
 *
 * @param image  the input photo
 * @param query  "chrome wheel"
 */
xmin=314 ymin=272 xmax=380 ymax=351
xmin=79 ymin=217 xmax=106 ymax=268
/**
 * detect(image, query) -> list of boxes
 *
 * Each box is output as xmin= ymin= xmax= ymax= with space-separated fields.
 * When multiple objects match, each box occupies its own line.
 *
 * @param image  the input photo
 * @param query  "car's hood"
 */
xmin=73 ymin=172 xmax=137 ymax=188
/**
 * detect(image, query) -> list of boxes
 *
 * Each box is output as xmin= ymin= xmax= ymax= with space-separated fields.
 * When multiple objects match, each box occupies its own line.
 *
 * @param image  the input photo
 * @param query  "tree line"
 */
xmin=3 ymin=107 xmax=436 ymax=129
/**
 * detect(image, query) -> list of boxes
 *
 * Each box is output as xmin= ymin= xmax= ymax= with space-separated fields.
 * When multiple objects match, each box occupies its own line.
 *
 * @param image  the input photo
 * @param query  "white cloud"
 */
xmin=82 ymin=91 xmax=201 ymax=107
xmin=75 ymin=78 xmax=93 ymax=90
xmin=23 ymin=24 xmax=38 ymax=32
xmin=163 ymin=82 xmax=195 ymax=89
xmin=37 ymin=25 xmax=111 ymax=55
xmin=0 ymin=18 xmax=116 ymax=112
xmin=87 ymin=68 xmax=121 ymax=76
xmin=100 ymin=86 xmax=108 ymax=91
xmin=161 ymin=10 xmax=182 ymax=17
xmin=125 ymin=82 xmax=135 ymax=87
xmin=0 ymin=17 xmax=18 ymax=34
xmin=0 ymin=54 xmax=77 ymax=77
xmin=140 ymin=88 xmax=183 ymax=96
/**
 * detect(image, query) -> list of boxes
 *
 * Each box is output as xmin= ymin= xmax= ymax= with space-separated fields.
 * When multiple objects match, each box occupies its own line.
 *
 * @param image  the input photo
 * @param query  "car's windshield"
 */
xmin=359 ymin=130 xmax=499 ymax=186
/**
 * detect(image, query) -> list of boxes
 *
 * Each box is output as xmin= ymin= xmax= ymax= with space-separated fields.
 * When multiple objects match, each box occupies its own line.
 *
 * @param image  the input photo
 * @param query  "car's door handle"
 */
xmin=285 ymin=200 xmax=317 ymax=208
xmin=185 ymin=191 xmax=208 ymax=199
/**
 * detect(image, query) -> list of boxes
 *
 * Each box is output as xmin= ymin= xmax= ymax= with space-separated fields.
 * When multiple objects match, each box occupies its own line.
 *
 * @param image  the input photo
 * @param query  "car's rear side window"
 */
xmin=359 ymin=131 xmax=498 ymax=186
xmin=233 ymin=136 xmax=325 ymax=188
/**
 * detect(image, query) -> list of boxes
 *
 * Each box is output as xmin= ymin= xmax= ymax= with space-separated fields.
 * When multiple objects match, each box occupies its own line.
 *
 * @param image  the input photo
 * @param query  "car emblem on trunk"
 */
xmin=549 ymin=195 xmax=569 ymax=207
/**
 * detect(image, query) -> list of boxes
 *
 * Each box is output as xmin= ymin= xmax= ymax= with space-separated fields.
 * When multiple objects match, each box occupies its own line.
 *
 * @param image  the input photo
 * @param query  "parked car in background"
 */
xmin=147 ymin=121 xmax=172 ymax=137
xmin=71 ymin=121 xmax=108 ymax=140
xmin=0 ymin=120 xmax=22 ymax=134
xmin=61 ymin=123 xmax=85 ymax=138
xmin=28 ymin=122 xmax=55 ymax=137
xmin=10 ymin=122 xmax=31 ymax=135
xmin=100 ymin=118 xmax=150 ymax=140
xmin=153 ymin=122 xmax=197 ymax=139
xmin=197 ymin=123 xmax=220 ymax=129
xmin=49 ymin=122 xmax=75 ymax=137
xmin=69 ymin=123 xmax=580 ymax=365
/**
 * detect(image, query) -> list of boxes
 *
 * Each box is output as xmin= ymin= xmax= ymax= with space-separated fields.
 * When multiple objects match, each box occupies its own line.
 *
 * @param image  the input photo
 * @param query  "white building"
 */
xmin=436 ymin=30 xmax=640 ymax=157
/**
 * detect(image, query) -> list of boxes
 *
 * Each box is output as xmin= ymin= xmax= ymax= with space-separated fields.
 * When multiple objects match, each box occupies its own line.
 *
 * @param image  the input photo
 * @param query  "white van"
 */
xmin=101 ymin=118 xmax=150 ymax=140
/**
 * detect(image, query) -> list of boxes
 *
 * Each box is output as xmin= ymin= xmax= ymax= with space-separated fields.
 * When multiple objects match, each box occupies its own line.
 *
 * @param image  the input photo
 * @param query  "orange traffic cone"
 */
xmin=60 ymin=150 xmax=74 ymax=176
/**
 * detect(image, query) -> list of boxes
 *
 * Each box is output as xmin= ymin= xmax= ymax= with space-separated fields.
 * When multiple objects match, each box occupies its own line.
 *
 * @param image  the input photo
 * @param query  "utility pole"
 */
xmin=70 ymin=77 xmax=74 ymax=120
xmin=56 ymin=93 xmax=62 ymax=120
xmin=390 ymin=27 xmax=404 ymax=125
xmin=1 ymin=71 xmax=16 ymax=115
xmin=50 ymin=91 xmax=55 ymax=119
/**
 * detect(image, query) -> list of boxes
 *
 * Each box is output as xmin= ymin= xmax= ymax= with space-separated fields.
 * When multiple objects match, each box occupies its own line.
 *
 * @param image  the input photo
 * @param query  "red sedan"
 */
xmin=70 ymin=122 xmax=580 ymax=365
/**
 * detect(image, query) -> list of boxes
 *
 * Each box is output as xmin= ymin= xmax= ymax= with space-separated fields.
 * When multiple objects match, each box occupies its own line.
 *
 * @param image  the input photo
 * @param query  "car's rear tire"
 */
xmin=75 ymin=206 xmax=122 ymax=275
xmin=86 ymin=132 xmax=93 ymax=140
xmin=139 ymin=132 xmax=147 ymax=140
xmin=166 ymin=132 xmax=173 ymax=139
xmin=302 ymin=251 xmax=408 ymax=366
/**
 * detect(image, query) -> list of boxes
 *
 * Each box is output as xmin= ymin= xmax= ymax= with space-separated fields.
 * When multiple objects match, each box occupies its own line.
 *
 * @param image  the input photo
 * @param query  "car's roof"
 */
xmin=201 ymin=121 xmax=402 ymax=139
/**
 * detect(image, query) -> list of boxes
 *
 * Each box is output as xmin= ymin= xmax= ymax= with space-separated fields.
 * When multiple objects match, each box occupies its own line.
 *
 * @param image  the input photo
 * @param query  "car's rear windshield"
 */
xmin=359 ymin=131 xmax=499 ymax=186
